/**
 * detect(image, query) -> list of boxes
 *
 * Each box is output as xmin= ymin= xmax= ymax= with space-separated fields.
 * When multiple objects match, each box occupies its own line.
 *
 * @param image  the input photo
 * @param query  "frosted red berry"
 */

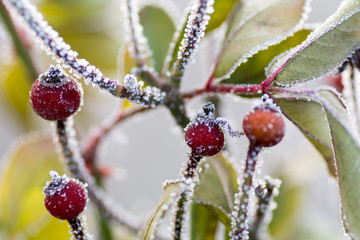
xmin=185 ymin=121 xmax=224 ymax=156
xmin=185 ymin=103 xmax=224 ymax=156
xmin=243 ymin=108 xmax=285 ymax=147
xmin=43 ymin=171 xmax=88 ymax=220
xmin=30 ymin=66 xmax=82 ymax=121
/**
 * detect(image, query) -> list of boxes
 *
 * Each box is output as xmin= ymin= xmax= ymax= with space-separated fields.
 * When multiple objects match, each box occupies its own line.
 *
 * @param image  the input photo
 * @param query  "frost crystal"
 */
xmin=123 ymin=74 xmax=165 ymax=107
xmin=43 ymin=170 xmax=69 ymax=197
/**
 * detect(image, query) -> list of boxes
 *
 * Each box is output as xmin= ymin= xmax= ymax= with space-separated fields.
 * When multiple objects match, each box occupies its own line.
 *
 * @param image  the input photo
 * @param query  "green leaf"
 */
xmin=275 ymin=96 xmax=336 ymax=176
xmin=193 ymin=155 xmax=239 ymax=228
xmin=271 ymin=0 xmax=360 ymax=85
xmin=0 ymin=134 xmax=67 ymax=238
xmin=190 ymin=202 xmax=219 ymax=240
xmin=140 ymin=181 xmax=183 ymax=240
xmin=317 ymin=89 xmax=360 ymax=239
xmin=139 ymin=5 xmax=176 ymax=74
xmin=206 ymin=0 xmax=239 ymax=33
xmin=222 ymin=28 xmax=311 ymax=85
xmin=214 ymin=0 xmax=310 ymax=79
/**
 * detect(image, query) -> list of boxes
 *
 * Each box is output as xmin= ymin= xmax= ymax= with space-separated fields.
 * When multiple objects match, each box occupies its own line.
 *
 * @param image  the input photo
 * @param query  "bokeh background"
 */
xmin=0 ymin=0 xmax=349 ymax=239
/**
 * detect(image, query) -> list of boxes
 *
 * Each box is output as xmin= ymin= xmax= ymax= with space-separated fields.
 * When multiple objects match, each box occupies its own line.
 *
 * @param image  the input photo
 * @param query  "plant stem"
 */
xmin=174 ymin=152 xmax=202 ymax=240
xmin=81 ymin=106 xmax=148 ymax=177
xmin=231 ymin=143 xmax=261 ymax=240
xmin=68 ymin=217 xmax=89 ymax=240
xmin=55 ymin=119 xmax=141 ymax=234
xmin=0 ymin=1 xmax=37 ymax=79
xmin=249 ymin=178 xmax=281 ymax=240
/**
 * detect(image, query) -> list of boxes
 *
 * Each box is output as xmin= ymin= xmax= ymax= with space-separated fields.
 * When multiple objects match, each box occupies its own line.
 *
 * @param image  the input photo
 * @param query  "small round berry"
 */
xmin=30 ymin=66 xmax=82 ymax=121
xmin=242 ymin=108 xmax=285 ymax=147
xmin=43 ymin=171 xmax=88 ymax=220
xmin=185 ymin=121 xmax=225 ymax=156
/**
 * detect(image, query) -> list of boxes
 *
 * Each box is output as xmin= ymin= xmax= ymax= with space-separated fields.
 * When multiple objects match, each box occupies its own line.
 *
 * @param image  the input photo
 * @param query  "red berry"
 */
xmin=43 ymin=171 xmax=88 ymax=220
xmin=243 ymin=108 xmax=285 ymax=147
xmin=185 ymin=121 xmax=224 ymax=156
xmin=30 ymin=66 xmax=82 ymax=121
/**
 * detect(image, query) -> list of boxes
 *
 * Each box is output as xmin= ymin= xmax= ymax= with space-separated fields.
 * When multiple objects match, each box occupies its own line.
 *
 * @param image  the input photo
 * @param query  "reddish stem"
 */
xmin=81 ymin=106 xmax=148 ymax=176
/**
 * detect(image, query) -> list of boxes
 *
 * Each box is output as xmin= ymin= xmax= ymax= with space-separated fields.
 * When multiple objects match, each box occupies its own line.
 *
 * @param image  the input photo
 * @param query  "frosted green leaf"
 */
xmin=140 ymin=181 xmax=183 ymax=240
xmin=206 ymin=0 xmax=239 ymax=32
xmin=271 ymin=0 xmax=360 ymax=85
xmin=275 ymin=96 xmax=335 ymax=176
xmin=222 ymin=28 xmax=310 ymax=85
xmin=318 ymin=89 xmax=360 ymax=239
xmin=193 ymin=155 xmax=238 ymax=228
xmin=214 ymin=0 xmax=310 ymax=79
xmin=139 ymin=5 xmax=176 ymax=74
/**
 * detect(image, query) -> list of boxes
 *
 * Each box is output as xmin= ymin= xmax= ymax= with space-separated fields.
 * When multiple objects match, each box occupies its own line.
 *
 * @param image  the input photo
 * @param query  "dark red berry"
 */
xmin=185 ymin=121 xmax=224 ymax=156
xmin=243 ymin=108 xmax=285 ymax=147
xmin=30 ymin=66 xmax=82 ymax=121
xmin=43 ymin=171 xmax=88 ymax=220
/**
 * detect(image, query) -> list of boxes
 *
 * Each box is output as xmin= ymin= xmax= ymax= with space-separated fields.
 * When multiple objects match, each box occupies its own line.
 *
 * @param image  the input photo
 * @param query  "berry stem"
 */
xmin=0 ymin=1 xmax=37 ymax=79
xmin=249 ymin=178 xmax=281 ymax=240
xmin=174 ymin=152 xmax=202 ymax=240
xmin=55 ymin=119 xmax=141 ymax=233
xmin=231 ymin=143 xmax=261 ymax=240
xmin=68 ymin=217 xmax=89 ymax=240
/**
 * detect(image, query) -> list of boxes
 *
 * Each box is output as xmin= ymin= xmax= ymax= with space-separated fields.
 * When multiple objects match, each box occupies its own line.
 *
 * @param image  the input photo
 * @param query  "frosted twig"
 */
xmin=173 ymin=152 xmax=202 ymax=240
xmin=249 ymin=177 xmax=281 ymax=240
xmin=214 ymin=117 xmax=244 ymax=137
xmin=171 ymin=0 xmax=214 ymax=87
xmin=4 ymin=0 xmax=165 ymax=106
xmin=68 ymin=216 xmax=91 ymax=240
xmin=230 ymin=143 xmax=261 ymax=240
xmin=125 ymin=0 xmax=161 ymax=86
xmin=55 ymin=119 xmax=142 ymax=234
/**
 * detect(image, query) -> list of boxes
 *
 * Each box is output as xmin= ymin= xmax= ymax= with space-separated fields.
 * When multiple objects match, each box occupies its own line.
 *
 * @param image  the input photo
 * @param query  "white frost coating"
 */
xmin=173 ymin=0 xmax=215 ymax=74
xmin=43 ymin=171 xmax=69 ymax=197
xmin=267 ymin=0 xmax=360 ymax=86
xmin=4 ymin=0 xmax=119 ymax=91
xmin=123 ymin=74 xmax=166 ymax=107
xmin=216 ymin=0 xmax=312 ymax=80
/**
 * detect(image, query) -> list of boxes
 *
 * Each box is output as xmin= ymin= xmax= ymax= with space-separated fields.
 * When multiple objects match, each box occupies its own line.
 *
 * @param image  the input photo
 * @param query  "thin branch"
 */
xmin=249 ymin=177 xmax=281 ymax=240
xmin=55 ymin=119 xmax=142 ymax=234
xmin=231 ymin=143 xmax=261 ymax=240
xmin=173 ymin=152 xmax=202 ymax=240
xmin=68 ymin=216 xmax=91 ymax=240
xmin=81 ymin=105 xmax=149 ymax=175
xmin=4 ymin=0 xmax=165 ymax=106
xmin=170 ymin=0 xmax=214 ymax=87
